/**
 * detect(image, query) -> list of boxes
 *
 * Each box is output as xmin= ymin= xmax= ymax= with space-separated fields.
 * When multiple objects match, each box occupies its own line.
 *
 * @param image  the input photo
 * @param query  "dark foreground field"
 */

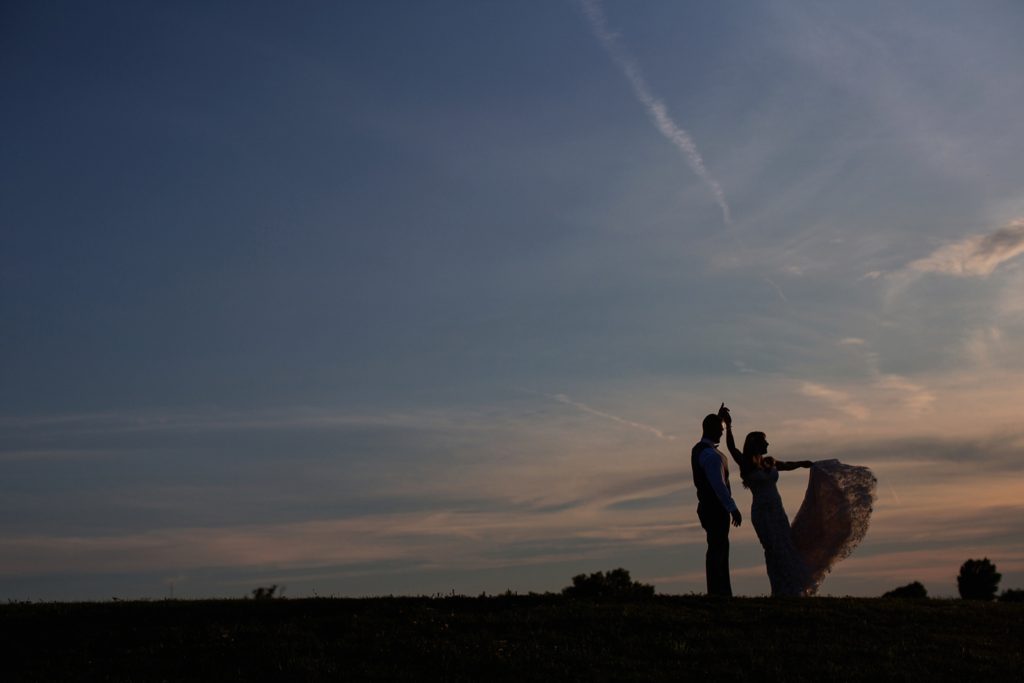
xmin=2 ymin=595 xmax=1022 ymax=681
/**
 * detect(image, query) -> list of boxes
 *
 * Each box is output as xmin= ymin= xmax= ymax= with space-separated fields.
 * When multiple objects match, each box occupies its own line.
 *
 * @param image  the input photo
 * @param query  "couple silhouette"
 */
xmin=691 ymin=403 xmax=877 ymax=597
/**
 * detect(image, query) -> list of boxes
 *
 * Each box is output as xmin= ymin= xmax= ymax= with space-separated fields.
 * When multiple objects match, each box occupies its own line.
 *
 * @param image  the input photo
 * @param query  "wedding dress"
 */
xmin=747 ymin=459 xmax=876 ymax=596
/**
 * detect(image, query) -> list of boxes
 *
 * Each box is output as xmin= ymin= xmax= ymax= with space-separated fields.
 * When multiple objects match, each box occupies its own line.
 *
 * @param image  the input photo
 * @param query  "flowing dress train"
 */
xmin=791 ymin=459 xmax=877 ymax=593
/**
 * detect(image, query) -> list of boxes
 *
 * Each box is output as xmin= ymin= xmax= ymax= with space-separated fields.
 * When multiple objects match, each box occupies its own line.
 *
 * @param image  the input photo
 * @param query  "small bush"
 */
xmin=251 ymin=585 xmax=281 ymax=600
xmin=957 ymin=558 xmax=1001 ymax=601
xmin=999 ymin=589 xmax=1024 ymax=603
xmin=562 ymin=568 xmax=654 ymax=599
xmin=882 ymin=581 xmax=928 ymax=599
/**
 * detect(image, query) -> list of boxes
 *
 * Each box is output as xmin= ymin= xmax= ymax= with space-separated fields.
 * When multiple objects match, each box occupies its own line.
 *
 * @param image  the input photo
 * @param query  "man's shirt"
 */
xmin=697 ymin=437 xmax=738 ymax=513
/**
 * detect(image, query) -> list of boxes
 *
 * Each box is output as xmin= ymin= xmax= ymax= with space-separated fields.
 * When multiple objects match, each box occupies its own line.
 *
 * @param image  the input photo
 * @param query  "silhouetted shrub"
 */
xmin=957 ymin=558 xmax=1001 ymax=600
xmin=562 ymin=568 xmax=654 ymax=599
xmin=882 ymin=581 xmax=928 ymax=599
xmin=999 ymin=589 xmax=1024 ymax=602
xmin=251 ymin=585 xmax=281 ymax=600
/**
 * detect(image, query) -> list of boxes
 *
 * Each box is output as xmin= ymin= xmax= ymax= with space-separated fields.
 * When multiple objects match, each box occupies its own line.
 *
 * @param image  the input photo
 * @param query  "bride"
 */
xmin=721 ymin=406 xmax=876 ymax=596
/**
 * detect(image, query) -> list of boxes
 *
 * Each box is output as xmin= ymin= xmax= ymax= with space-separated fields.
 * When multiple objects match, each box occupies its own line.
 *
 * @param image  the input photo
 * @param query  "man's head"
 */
xmin=701 ymin=413 xmax=724 ymax=443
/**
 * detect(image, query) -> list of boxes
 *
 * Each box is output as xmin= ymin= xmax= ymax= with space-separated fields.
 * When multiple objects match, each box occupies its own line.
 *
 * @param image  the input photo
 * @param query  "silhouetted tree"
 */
xmin=562 ymin=568 xmax=654 ymax=599
xmin=251 ymin=584 xmax=280 ymax=600
xmin=999 ymin=589 xmax=1024 ymax=603
xmin=957 ymin=558 xmax=1001 ymax=600
xmin=882 ymin=581 xmax=928 ymax=599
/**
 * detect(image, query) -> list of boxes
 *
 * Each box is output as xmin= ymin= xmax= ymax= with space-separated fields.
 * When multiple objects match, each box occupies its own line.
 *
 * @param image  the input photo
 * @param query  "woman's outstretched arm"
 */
xmin=775 ymin=459 xmax=813 ymax=471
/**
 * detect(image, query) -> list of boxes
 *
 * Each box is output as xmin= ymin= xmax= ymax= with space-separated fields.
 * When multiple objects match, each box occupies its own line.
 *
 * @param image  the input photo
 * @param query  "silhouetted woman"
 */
xmin=725 ymin=424 xmax=813 ymax=596
xmin=720 ymin=406 xmax=878 ymax=596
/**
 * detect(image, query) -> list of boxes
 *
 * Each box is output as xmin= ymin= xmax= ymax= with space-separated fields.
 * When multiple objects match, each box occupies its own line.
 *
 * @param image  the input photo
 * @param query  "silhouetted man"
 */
xmin=691 ymin=405 xmax=742 ymax=596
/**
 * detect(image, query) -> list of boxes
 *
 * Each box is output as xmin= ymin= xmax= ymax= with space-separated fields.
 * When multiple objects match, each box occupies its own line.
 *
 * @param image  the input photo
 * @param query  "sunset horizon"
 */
xmin=3 ymin=1 xmax=1023 ymax=602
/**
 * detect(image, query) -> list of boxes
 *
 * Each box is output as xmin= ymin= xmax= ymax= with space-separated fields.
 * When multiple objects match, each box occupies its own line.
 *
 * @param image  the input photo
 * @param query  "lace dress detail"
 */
xmin=746 ymin=459 xmax=877 ymax=596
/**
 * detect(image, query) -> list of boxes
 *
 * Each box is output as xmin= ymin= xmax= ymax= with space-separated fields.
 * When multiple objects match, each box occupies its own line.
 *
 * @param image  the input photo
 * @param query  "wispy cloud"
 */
xmin=903 ymin=218 xmax=1024 ymax=278
xmin=873 ymin=374 xmax=936 ymax=415
xmin=833 ymin=336 xmax=936 ymax=416
xmin=799 ymin=381 xmax=869 ymax=420
xmin=877 ymin=219 xmax=1024 ymax=299
xmin=578 ymin=0 xmax=731 ymax=224
xmin=873 ymin=219 xmax=1024 ymax=373
xmin=550 ymin=393 xmax=675 ymax=440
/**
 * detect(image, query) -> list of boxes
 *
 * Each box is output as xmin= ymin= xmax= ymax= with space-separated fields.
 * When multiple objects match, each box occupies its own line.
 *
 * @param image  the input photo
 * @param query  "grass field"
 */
xmin=2 ymin=595 xmax=1022 ymax=681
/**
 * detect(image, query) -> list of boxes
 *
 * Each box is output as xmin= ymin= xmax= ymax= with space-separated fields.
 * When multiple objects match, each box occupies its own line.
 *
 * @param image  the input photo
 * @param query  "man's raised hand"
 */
xmin=718 ymin=402 xmax=732 ymax=427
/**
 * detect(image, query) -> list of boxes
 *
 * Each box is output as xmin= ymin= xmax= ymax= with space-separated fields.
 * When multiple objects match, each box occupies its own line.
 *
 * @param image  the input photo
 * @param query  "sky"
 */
xmin=2 ymin=0 xmax=1024 ymax=600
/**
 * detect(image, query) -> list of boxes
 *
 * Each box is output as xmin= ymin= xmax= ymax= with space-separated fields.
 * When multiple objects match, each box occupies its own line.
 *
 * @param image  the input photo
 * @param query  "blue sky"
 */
xmin=3 ymin=0 xmax=1024 ymax=599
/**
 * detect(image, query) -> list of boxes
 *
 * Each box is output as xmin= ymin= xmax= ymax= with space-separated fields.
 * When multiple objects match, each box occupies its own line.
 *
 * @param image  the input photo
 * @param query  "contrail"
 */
xmin=763 ymin=277 xmax=790 ymax=305
xmin=578 ymin=0 xmax=732 ymax=224
xmin=551 ymin=393 xmax=676 ymax=441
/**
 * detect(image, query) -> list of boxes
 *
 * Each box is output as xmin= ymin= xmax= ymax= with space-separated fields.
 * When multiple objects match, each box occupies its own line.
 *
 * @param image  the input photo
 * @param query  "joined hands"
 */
xmin=717 ymin=402 xmax=732 ymax=427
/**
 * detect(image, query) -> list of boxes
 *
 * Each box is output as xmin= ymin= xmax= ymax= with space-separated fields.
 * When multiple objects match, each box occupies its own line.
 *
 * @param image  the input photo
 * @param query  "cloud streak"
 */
xmin=882 ymin=218 xmax=1024 ymax=284
xmin=551 ymin=393 xmax=675 ymax=440
xmin=873 ymin=374 xmax=935 ymax=414
xmin=578 ymin=0 xmax=732 ymax=224
xmin=905 ymin=218 xmax=1024 ymax=277
xmin=799 ymin=381 xmax=869 ymax=420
